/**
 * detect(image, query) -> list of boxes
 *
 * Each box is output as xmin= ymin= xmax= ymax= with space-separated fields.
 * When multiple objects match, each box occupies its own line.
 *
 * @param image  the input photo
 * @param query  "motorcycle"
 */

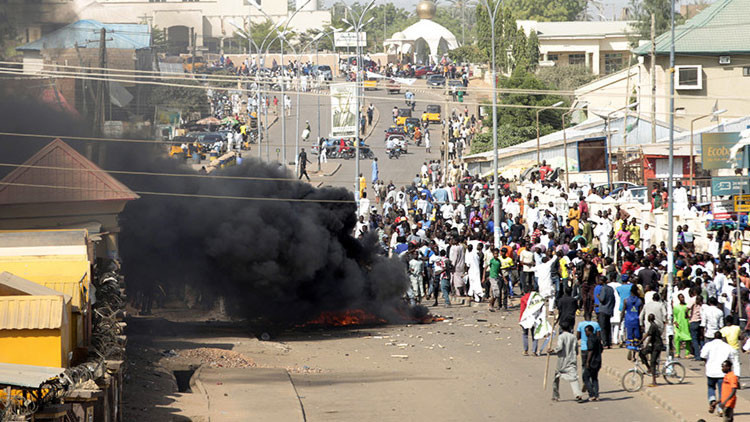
xmin=388 ymin=147 xmax=402 ymax=159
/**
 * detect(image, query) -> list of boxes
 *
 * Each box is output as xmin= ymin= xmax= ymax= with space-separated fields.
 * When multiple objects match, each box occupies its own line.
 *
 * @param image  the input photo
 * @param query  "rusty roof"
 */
xmin=0 ymin=295 xmax=64 ymax=330
xmin=0 ymin=138 xmax=139 ymax=205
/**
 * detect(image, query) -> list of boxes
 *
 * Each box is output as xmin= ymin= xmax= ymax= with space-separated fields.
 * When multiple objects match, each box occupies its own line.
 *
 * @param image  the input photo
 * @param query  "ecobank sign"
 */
xmin=702 ymin=132 xmax=740 ymax=169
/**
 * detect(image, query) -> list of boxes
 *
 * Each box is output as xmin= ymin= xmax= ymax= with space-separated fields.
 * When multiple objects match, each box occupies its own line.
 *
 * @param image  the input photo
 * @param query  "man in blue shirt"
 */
xmin=577 ymin=318 xmax=601 ymax=371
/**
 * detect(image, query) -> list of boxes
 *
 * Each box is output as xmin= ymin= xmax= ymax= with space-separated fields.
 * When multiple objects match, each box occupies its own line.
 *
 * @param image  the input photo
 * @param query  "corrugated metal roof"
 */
xmin=634 ymin=0 xmax=750 ymax=55
xmin=518 ymin=20 xmax=634 ymax=38
xmin=0 ymin=362 xmax=65 ymax=388
xmin=0 ymin=295 xmax=64 ymax=330
xmin=17 ymin=20 xmax=150 ymax=52
xmin=0 ymin=272 xmax=73 ymax=301
xmin=0 ymin=138 xmax=139 ymax=205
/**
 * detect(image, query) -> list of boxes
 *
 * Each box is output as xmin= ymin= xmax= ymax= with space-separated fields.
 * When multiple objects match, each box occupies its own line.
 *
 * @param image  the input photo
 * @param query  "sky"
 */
xmin=321 ymin=0 xmax=696 ymax=21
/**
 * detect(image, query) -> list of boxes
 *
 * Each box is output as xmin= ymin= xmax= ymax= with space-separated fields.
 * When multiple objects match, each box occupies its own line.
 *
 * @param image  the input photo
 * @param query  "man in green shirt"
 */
xmin=487 ymin=248 xmax=502 ymax=311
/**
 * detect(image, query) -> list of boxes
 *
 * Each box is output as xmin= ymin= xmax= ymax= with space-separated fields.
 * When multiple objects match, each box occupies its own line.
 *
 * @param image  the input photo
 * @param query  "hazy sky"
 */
xmin=321 ymin=0 xmax=682 ymax=21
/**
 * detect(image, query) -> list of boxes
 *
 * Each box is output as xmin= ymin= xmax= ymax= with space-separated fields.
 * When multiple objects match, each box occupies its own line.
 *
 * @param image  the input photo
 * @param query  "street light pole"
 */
xmin=479 ymin=0 xmax=503 ymax=249
xmin=536 ymin=101 xmax=564 ymax=166
xmin=666 ymin=0 xmax=676 ymax=360
xmin=343 ymin=0 xmax=376 ymax=202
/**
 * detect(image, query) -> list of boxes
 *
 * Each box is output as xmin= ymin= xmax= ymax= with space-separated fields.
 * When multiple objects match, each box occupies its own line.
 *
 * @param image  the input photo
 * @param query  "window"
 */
xmin=568 ymin=54 xmax=585 ymax=66
xmin=675 ymin=65 xmax=703 ymax=90
xmin=547 ymin=54 xmax=559 ymax=62
xmin=744 ymin=66 xmax=750 ymax=77
xmin=604 ymin=53 xmax=623 ymax=74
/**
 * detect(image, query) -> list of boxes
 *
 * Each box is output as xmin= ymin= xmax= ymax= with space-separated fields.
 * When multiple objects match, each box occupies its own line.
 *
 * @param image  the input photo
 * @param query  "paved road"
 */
xmin=254 ymin=79 xmax=448 ymax=193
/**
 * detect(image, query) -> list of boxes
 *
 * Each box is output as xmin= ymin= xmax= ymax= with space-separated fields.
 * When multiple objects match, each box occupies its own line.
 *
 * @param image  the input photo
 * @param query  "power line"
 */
xmin=0 ymin=181 xmax=356 ymax=204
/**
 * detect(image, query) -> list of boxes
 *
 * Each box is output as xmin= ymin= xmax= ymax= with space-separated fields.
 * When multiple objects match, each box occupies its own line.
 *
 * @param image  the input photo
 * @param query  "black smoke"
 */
xmin=0 ymin=100 xmax=410 ymax=324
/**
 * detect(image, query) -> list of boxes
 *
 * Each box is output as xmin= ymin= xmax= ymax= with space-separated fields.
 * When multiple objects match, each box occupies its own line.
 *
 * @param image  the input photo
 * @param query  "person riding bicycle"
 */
xmin=405 ymin=90 xmax=416 ymax=111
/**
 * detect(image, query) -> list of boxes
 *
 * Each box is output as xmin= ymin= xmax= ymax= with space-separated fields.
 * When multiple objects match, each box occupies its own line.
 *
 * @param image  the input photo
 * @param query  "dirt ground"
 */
xmin=123 ymin=303 xmax=672 ymax=421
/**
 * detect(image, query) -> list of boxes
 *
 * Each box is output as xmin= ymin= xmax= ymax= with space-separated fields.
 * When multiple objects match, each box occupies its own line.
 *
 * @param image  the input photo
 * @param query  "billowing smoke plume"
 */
xmin=0 ymin=100 xmax=410 ymax=324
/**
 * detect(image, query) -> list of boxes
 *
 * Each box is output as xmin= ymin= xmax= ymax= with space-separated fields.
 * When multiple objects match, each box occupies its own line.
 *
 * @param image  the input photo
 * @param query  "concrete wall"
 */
xmin=539 ymin=36 xmax=631 ymax=75
xmin=639 ymin=54 xmax=750 ymax=131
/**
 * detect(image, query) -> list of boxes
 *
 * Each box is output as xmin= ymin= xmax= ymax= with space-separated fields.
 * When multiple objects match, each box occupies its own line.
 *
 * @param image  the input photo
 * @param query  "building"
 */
xmin=517 ymin=20 xmax=634 ymax=75
xmin=574 ymin=66 xmax=640 ymax=116
xmin=633 ymin=0 xmax=750 ymax=131
xmin=384 ymin=0 xmax=459 ymax=65
xmin=1 ymin=0 xmax=330 ymax=55
xmin=0 ymin=138 xmax=139 ymax=260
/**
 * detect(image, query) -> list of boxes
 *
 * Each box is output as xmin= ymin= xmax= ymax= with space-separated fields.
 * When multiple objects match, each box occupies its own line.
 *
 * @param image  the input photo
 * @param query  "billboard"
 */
xmin=711 ymin=176 xmax=750 ymax=196
xmin=334 ymin=32 xmax=367 ymax=48
xmin=330 ymin=83 xmax=357 ymax=138
xmin=701 ymin=132 xmax=740 ymax=169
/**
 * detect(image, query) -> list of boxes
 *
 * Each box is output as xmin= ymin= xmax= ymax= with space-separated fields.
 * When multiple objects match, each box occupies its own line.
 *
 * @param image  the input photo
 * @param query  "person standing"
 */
xmin=359 ymin=173 xmax=367 ymax=198
xmin=673 ymin=293 xmax=693 ymax=358
xmin=298 ymin=148 xmax=311 ymax=181
xmin=552 ymin=322 xmax=585 ymax=403
xmin=408 ymin=250 xmax=424 ymax=305
xmin=621 ymin=284 xmax=643 ymax=359
xmin=465 ymin=244 xmax=484 ymax=303
xmin=596 ymin=276 xmax=615 ymax=348
xmin=582 ymin=325 xmax=603 ymax=401
xmin=487 ymin=248 xmax=502 ymax=311
xmin=367 ymin=103 xmax=374 ymax=126
xmin=449 ymin=237 xmax=466 ymax=298
xmin=689 ymin=295 xmax=704 ymax=361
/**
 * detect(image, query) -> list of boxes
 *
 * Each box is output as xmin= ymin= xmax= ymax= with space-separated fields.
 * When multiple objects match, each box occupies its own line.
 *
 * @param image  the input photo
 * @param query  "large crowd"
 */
xmin=355 ymin=155 xmax=748 ymax=416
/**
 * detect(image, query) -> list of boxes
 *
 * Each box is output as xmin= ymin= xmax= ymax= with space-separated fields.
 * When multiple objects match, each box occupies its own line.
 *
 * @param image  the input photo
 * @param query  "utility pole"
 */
xmin=651 ymin=13 xmax=656 ymax=143
xmin=93 ymin=28 xmax=107 ymax=138
xmin=666 ymin=0 xmax=676 ymax=360
xmin=191 ymin=29 xmax=197 ymax=74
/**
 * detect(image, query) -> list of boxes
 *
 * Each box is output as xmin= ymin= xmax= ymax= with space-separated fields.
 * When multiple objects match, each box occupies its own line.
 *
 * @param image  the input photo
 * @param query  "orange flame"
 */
xmin=300 ymin=309 xmax=387 ymax=327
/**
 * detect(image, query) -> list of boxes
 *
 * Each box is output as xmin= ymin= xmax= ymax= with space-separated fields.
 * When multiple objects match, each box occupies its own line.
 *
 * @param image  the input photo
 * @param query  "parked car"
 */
xmin=414 ymin=66 xmax=436 ymax=78
xmin=593 ymin=181 xmax=639 ymax=197
xmin=426 ymin=74 xmax=446 ymax=87
xmin=312 ymin=65 xmax=333 ymax=81
xmin=610 ymin=186 xmax=648 ymax=204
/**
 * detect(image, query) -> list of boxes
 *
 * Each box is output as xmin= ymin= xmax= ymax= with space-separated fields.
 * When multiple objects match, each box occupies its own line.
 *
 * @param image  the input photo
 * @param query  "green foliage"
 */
xmin=471 ymin=67 xmax=566 ymax=154
xmin=628 ymin=0 xmax=685 ymax=45
xmin=475 ymin=2 xmax=538 ymax=72
xmin=505 ymin=0 xmax=588 ymax=21
xmin=0 ymin=11 xmax=17 ymax=60
xmin=526 ymin=31 xmax=540 ymax=71
xmin=150 ymin=26 xmax=168 ymax=52
xmin=439 ymin=0 xmax=478 ymax=44
xmin=536 ymin=65 xmax=596 ymax=91
xmin=447 ymin=45 xmax=487 ymax=63
xmin=149 ymin=79 xmax=208 ymax=115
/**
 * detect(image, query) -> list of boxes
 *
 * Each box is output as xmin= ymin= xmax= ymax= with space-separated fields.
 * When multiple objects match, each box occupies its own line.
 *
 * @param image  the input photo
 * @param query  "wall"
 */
xmin=639 ymin=54 xmax=750 ymax=131
xmin=539 ymin=36 xmax=631 ymax=75
xmin=0 ymin=329 xmax=65 ymax=367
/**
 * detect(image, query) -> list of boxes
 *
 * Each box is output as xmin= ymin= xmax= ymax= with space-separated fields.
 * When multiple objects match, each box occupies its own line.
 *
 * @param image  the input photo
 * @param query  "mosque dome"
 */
xmin=416 ymin=0 xmax=437 ymax=20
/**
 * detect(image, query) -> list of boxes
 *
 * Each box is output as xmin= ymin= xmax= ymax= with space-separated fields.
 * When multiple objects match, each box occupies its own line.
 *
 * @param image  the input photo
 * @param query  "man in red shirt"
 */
xmin=539 ymin=160 xmax=552 ymax=181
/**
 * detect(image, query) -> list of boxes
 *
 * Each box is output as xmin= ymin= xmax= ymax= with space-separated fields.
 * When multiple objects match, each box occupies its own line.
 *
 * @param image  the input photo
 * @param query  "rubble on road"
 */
xmin=176 ymin=347 xmax=257 ymax=368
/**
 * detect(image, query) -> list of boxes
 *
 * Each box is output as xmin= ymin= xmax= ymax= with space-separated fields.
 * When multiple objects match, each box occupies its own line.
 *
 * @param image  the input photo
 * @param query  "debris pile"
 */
xmin=177 ymin=348 xmax=257 ymax=368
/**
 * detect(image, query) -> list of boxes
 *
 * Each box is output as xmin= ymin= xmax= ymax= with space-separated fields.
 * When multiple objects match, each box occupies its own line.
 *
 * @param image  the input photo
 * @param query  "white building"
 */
xmin=384 ymin=0 xmax=459 ymax=65
xmin=517 ymin=20 xmax=634 ymax=75
xmin=2 ymin=0 xmax=330 ymax=55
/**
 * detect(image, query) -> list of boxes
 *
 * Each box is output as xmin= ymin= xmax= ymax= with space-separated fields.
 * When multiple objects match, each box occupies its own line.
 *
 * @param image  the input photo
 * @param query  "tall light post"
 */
xmin=535 ymin=100 xmax=564 ymax=165
xmin=250 ymin=0 xmax=312 ymax=164
xmin=666 ymin=0 xmax=676 ymax=360
xmin=479 ymin=0 xmax=504 ymax=248
xmin=342 ymin=0 xmax=377 ymax=202
xmin=689 ymin=108 xmax=726 ymax=186
xmin=602 ymin=102 xmax=639 ymax=187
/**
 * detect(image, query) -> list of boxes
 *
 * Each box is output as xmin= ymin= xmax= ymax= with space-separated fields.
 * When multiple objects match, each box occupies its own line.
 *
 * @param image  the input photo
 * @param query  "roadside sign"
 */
xmin=735 ymin=195 xmax=750 ymax=212
xmin=712 ymin=177 xmax=750 ymax=196
xmin=334 ymin=32 xmax=367 ymax=48
xmin=713 ymin=199 xmax=734 ymax=219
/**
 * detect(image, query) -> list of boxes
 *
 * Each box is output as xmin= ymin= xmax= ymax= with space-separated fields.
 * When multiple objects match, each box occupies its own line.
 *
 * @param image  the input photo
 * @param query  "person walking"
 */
xmin=371 ymin=158 xmax=379 ymax=184
xmin=367 ymin=103 xmax=374 ymax=126
xmin=718 ymin=359 xmax=739 ymax=421
xmin=551 ymin=322 xmax=585 ymax=403
xmin=582 ymin=325 xmax=603 ymax=401
xmin=487 ymin=248 xmax=502 ymax=311
xmin=639 ymin=313 xmax=663 ymax=387
xmin=621 ymin=284 xmax=643 ymax=359
xmin=702 ymin=332 xmax=741 ymax=415
xmin=298 ymin=148 xmax=311 ymax=181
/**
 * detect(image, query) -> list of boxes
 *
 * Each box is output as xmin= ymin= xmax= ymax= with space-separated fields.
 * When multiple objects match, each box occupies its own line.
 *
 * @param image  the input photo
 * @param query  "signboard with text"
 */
xmin=701 ymin=132 xmax=740 ymax=169
xmin=711 ymin=176 xmax=750 ymax=196
xmin=334 ymin=32 xmax=367 ymax=48
xmin=713 ymin=199 xmax=735 ymax=219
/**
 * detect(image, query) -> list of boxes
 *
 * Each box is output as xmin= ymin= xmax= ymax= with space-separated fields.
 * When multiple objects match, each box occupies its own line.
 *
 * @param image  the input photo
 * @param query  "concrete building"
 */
xmin=1 ymin=0 xmax=330 ymax=55
xmin=633 ymin=0 xmax=750 ymax=131
xmin=517 ymin=20 xmax=634 ymax=75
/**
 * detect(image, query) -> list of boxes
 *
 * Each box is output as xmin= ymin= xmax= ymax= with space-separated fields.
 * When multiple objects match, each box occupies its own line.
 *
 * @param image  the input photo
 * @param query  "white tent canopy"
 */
xmin=385 ymin=19 xmax=459 ymax=65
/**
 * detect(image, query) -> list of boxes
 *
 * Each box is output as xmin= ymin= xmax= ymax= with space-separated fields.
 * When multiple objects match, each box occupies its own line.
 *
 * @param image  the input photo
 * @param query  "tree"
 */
xmin=471 ymin=66 xmax=565 ymax=154
xmin=628 ymin=0 xmax=685 ymax=45
xmin=447 ymin=45 xmax=487 ymax=63
xmin=0 ymin=10 xmax=17 ymax=60
xmin=439 ymin=0 xmax=478 ymax=45
xmin=526 ymin=30 xmax=540 ymax=71
xmin=149 ymin=79 xmax=209 ymax=116
xmin=505 ymin=0 xmax=588 ymax=21
xmin=537 ymin=65 xmax=596 ymax=91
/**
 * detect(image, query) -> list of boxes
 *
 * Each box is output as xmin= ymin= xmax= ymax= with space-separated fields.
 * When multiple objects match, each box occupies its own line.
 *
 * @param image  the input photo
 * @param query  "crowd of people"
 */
xmin=354 ymin=155 xmax=748 ymax=417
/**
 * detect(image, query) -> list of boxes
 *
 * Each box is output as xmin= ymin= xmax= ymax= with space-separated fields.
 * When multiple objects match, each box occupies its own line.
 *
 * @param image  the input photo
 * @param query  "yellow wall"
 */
xmin=0 ymin=258 xmax=89 ymax=348
xmin=0 ymin=329 xmax=66 ymax=368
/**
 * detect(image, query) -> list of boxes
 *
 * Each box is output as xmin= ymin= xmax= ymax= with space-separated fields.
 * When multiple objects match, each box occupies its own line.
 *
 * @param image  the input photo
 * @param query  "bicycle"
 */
xmin=621 ymin=354 xmax=686 ymax=392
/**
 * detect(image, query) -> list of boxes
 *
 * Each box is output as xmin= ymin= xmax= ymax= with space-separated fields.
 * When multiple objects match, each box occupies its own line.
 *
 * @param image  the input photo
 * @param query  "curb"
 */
xmin=601 ymin=364 xmax=687 ymax=422
xmin=190 ymin=366 xmax=212 ymax=420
